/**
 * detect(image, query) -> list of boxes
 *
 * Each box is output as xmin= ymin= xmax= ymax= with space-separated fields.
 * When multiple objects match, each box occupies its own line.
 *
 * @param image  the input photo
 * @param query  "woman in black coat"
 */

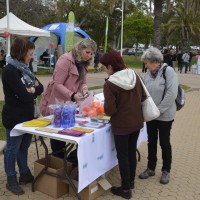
xmin=2 ymin=38 xmax=43 ymax=195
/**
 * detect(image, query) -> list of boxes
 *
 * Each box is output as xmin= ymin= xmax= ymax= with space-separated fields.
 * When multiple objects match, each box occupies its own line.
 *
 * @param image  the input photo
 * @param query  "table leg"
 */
xmin=32 ymin=136 xmax=48 ymax=192
xmin=63 ymin=144 xmax=81 ymax=200
xmin=32 ymin=138 xmax=81 ymax=199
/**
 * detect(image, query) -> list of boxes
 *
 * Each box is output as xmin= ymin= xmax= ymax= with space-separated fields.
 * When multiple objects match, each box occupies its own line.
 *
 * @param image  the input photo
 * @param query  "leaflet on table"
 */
xmin=79 ymin=122 xmax=106 ymax=128
xmin=57 ymin=129 xmax=85 ymax=137
xmin=90 ymin=115 xmax=110 ymax=124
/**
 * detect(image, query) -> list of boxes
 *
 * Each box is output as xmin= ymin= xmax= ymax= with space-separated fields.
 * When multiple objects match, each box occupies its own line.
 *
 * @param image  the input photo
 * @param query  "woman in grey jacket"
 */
xmin=139 ymin=46 xmax=178 ymax=184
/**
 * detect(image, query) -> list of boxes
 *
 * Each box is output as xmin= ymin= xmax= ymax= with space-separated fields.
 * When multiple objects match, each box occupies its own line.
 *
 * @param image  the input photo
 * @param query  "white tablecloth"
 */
xmin=11 ymin=117 xmax=147 ymax=192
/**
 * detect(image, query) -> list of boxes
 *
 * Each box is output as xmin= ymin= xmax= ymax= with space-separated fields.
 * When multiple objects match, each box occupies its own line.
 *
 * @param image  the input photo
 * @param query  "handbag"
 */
xmin=137 ymin=73 xmax=160 ymax=122
xmin=34 ymin=98 xmax=40 ymax=118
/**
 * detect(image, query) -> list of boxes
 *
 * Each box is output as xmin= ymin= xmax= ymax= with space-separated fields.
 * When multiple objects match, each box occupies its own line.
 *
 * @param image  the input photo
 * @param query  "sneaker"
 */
xmin=19 ymin=169 xmax=34 ymax=185
xmin=139 ymin=168 xmax=155 ymax=179
xmin=160 ymin=171 xmax=170 ymax=184
xmin=111 ymin=186 xmax=132 ymax=199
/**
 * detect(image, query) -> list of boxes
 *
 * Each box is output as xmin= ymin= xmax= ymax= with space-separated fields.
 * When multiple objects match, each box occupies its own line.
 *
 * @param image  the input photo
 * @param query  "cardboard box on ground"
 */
xmin=69 ymin=167 xmax=112 ymax=200
xmin=34 ymin=155 xmax=73 ymax=198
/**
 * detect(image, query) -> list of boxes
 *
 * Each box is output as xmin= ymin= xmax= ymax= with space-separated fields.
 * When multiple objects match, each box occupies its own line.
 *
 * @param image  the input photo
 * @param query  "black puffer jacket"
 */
xmin=2 ymin=64 xmax=43 ymax=129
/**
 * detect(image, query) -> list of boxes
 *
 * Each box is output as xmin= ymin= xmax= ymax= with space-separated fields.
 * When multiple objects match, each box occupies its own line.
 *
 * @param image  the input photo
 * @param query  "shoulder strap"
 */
xmin=162 ymin=65 xmax=168 ymax=80
xmin=135 ymin=72 xmax=150 ymax=97
xmin=162 ymin=65 xmax=168 ymax=100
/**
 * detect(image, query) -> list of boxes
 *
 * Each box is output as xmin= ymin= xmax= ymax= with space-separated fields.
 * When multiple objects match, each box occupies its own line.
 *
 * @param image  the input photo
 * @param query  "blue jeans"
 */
xmin=4 ymin=129 xmax=32 ymax=176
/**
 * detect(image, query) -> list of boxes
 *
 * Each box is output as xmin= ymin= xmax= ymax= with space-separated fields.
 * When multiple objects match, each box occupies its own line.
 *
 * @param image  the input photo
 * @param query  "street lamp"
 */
xmin=116 ymin=0 xmax=124 ymax=56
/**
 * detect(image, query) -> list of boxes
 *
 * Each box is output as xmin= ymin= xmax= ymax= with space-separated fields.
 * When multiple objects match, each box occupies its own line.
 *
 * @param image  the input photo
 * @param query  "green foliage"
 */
xmin=123 ymin=11 xmax=154 ymax=47
xmin=165 ymin=1 xmax=200 ymax=48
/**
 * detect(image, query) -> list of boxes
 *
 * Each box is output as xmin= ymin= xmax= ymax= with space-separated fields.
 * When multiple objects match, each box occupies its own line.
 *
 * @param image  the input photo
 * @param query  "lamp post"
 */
xmin=116 ymin=0 xmax=124 ymax=56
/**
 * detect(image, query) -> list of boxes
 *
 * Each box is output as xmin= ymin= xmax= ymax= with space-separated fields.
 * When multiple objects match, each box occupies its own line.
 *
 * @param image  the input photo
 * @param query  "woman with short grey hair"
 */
xmin=139 ymin=46 xmax=178 ymax=185
xmin=141 ymin=46 xmax=163 ymax=63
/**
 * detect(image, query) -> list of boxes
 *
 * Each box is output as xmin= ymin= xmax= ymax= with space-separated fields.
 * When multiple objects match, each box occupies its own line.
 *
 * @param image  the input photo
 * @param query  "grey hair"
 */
xmin=141 ymin=46 xmax=163 ymax=63
xmin=72 ymin=38 xmax=97 ymax=63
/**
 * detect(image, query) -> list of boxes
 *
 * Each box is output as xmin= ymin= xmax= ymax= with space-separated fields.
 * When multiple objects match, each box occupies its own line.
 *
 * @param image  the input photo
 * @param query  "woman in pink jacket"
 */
xmin=40 ymin=38 xmax=97 ymax=157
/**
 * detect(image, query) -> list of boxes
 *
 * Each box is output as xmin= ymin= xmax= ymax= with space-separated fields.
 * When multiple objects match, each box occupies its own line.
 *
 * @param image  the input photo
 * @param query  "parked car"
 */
xmin=128 ymin=48 xmax=144 ymax=56
xmin=122 ymin=48 xmax=129 ymax=55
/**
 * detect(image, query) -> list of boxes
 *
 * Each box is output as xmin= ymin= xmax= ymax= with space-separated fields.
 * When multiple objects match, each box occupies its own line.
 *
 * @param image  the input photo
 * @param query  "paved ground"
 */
xmin=0 ymin=69 xmax=200 ymax=199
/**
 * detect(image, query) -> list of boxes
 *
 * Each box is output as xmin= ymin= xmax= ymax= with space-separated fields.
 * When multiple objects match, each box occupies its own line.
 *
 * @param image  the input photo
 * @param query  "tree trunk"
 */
xmin=153 ymin=0 xmax=163 ymax=48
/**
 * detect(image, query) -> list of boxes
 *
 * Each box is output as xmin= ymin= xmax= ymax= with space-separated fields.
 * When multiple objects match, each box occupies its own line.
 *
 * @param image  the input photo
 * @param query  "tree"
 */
xmin=0 ymin=0 xmax=55 ymax=27
xmin=123 ymin=11 xmax=154 ymax=47
xmin=153 ymin=0 xmax=163 ymax=48
xmin=166 ymin=0 xmax=200 ymax=49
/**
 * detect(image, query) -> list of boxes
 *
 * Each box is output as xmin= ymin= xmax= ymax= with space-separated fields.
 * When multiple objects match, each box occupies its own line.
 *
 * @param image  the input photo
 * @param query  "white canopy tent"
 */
xmin=0 ymin=12 xmax=50 ymax=53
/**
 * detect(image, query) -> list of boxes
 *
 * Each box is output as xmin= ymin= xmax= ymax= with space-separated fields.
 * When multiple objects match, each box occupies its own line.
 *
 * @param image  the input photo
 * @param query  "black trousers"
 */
xmin=50 ymin=139 xmax=66 ymax=158
xmin=114 ymin=131 xmax=139 ymax=190
xmin=146 ymin=120 xmax=174 ymax=173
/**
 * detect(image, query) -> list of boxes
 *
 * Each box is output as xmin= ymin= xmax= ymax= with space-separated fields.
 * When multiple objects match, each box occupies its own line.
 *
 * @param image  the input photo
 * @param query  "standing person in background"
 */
xmin=181 ymin=51 xmax=190 ymax=73
xmin=100 ymin=50 xmax=146 ymax=199
xmin=188 ymin=51 xmax=196 ymax=72
xmin=40 ymin=38 xmax=97 ymax=158
xmin=163 ymin=49 xmax=172 ymax=67
xmin=0 ymin=49 xmax=6 ymax=68
xmin=177 ymin=50 xmax=183 ymax=71
xmin=170 ymin=50 xmax=177 ymax=70
xmin=142 ymin=62 xmax=147 ymax=73
xmin=139 ymin=46 xmax=178 ymax=185
xmin=40 ymin=49 xmax=49 ymax=65
xmin=2 ymin=38 xmax=43 ymax=195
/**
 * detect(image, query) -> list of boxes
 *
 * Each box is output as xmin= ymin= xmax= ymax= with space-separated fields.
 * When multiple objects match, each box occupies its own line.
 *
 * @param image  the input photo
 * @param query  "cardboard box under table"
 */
xmin=34 ymin=155 xmax=73 ymax=198
xmin=69 ymin=176 xmax=111 ymax=200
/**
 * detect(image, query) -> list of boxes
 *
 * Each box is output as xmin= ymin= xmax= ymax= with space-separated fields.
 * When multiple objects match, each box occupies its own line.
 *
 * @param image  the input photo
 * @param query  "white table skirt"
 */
xmin=11 ymin=117 xmax=147 ymax=192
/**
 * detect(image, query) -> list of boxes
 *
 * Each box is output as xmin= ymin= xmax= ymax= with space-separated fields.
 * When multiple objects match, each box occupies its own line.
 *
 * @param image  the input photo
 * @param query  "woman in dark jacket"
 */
xmin=100 ymin=50 xmax=146 ymax=199
xmin=2 ymin=38 xmax=43 ymax=195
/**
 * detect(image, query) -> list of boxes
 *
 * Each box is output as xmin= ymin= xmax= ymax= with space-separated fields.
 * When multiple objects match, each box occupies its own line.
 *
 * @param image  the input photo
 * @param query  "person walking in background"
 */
xmin=39 ymin=38 xmax=97 ymax=158
xmin=100 ymin=50 xmax=146 ymax=199
xmin=176 ymin=50 xmax=183 ymax=71
xmin=139 ymin=47 xmax=178 ymax=185
xmin=181 ymin=51 xmax=190 ymax=73
xmin=2 ymin=38 xmax=43 ymax=195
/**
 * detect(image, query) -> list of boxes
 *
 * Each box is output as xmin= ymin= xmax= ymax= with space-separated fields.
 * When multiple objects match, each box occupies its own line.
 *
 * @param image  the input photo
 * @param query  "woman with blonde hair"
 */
xmin=40 ymin=38 xmax=97 ymax=157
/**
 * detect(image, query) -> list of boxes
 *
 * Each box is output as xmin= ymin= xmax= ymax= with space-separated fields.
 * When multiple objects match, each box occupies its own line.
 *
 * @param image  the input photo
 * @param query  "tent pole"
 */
xmin=6 ymin=0 xmax=10 ymax=55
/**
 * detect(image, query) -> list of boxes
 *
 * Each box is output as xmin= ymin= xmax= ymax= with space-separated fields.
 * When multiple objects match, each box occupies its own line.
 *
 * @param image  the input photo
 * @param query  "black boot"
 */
xmin=19 ymin=169 xmax=34 ymax=185
xmin=111 ymin=186 xmax=132 ymax=199
xmin=6 ymin=175 xmax=24 ymax=195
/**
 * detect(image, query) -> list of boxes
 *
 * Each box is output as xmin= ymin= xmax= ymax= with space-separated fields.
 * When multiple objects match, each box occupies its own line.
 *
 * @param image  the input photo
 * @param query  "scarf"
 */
xmin=6 ymin=56 xmax=35 ymax=88
xmin=75 ymin=60 xmax=88 ymax=81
